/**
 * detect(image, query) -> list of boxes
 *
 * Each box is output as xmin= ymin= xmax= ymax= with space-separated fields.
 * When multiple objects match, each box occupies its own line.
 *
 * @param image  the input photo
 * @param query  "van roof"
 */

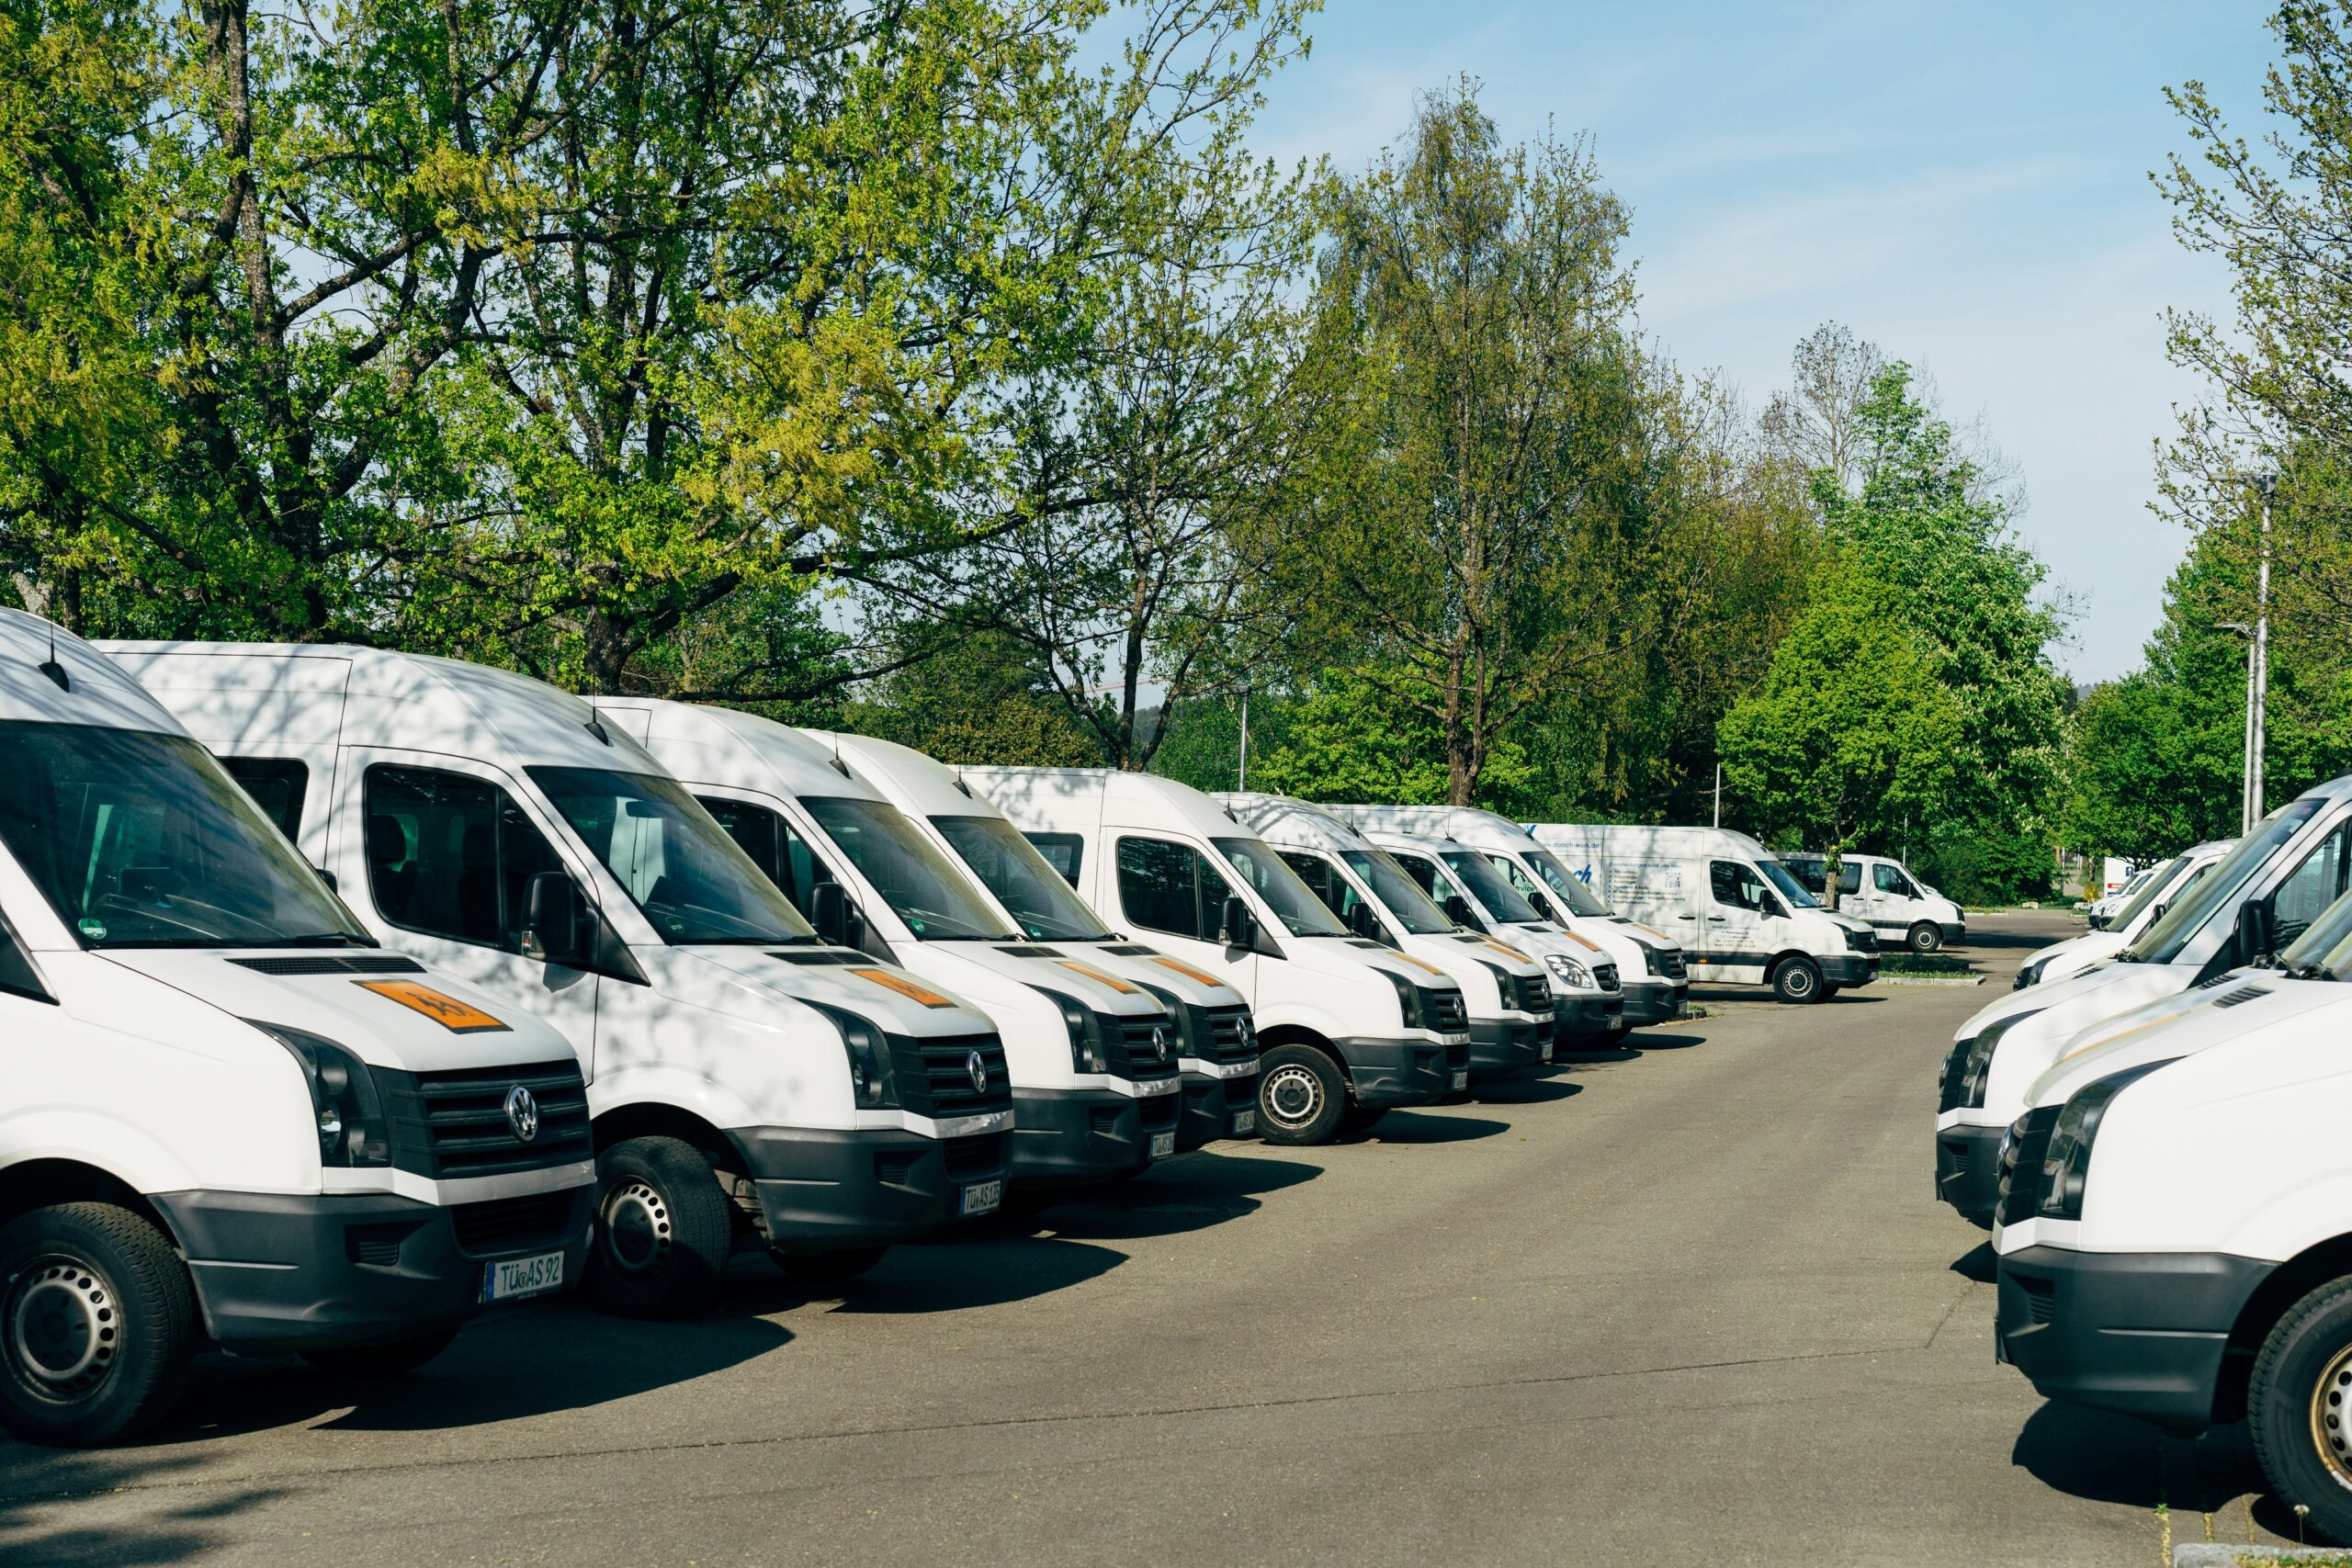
xmin=1529 ymin=822 xmax=1776 ymax=858
xmin=1328 ymin=804 xmax=1541 ymax=853
xmin=957 ymin=766 xmax=1250 ymax=838
xmin=0 ymin=610 xmax=187 ymax=734
xmin=1216 ymin=793 xmax=1370 ymax=854
xmin=821 ymin=731 xmax=993 ymax=818
xmin=100 ymin=639 xmax=662 ymax=775
xmin=596 ymin=699 xmax=890 ymax=805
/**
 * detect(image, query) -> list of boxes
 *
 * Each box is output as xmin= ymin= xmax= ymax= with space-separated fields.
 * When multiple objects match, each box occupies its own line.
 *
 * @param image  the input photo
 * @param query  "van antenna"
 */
xmin=829 ymin=732 xmax=850 ymax=778
xmin=37 ymin=625 xmax=68 ymax=692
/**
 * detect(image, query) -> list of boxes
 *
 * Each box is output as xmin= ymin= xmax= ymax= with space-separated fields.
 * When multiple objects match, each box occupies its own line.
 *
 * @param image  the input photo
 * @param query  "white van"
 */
xmin=2011 ymin=840 xmax=2232 ymax=991
xmin=1990 ymin=901 xmax=2352 ymax=1541
xmin=0 ymin=614 xmax=594 ymax=1444
xmin=820 ymin=731 xmax=1260 ymax=1149
xmin=1216 ymin=794 xmax=1555 ymax=1079
xmin=1528 ymin=824 xmax=1878 ymax=1004
xmin=963 ymin=769 xmax=1474 ymax=1145
xmin=1330 ymin=806 xmax=1689 ymax=1028
xmin=1934 ymin=780 xmax=2352 ymax=1227
xmin=2087 ymin=863 xmax=2152 ymax=930
xmin=1778 ymin=852 xmax=1966 ymax=953
xmin=602 ymin=703 xmax=1187 ymax=1192
xmin=104 ymin=643 xmax=1015 ymax=1316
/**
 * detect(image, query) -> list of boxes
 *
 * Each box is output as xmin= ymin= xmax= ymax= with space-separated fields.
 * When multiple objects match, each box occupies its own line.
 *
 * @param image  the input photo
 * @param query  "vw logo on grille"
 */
xmin=967 ymin=1050 xmax=989 ymax=1094
xmin=1150 ymin=1026 xmax=1168 ymax=1061
xmin=504 ymin=1084 xmax=540 ymax=1143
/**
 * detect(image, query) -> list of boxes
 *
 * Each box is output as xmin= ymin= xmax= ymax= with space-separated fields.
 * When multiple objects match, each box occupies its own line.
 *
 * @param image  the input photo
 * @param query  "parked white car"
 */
xmin=2011 ymin=840 xmax=2233 ymax=991
xmin=0 ymin=613 xmax=595 ymax=1443
xmin=1777 ymin=852 xmax=1965 ymax=953
xmin=106 ymin=643 xmax=1014 ymax=1316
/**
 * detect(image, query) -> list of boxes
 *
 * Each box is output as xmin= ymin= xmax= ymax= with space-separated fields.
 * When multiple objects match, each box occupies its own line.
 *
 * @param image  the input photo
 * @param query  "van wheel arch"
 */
xmin=1766 ymin=952 xmax=1825 ymax=1003
xmin=0 ymin=1160 xmax=179 ymax=1251
xmin=1251 ymin=1026 xmax=1348 ymax=1079
xmin=2217 ymin=1235 xmax=2352 ymax=1425
xmin=589 ymin=1104 xmax=750 ymax=1232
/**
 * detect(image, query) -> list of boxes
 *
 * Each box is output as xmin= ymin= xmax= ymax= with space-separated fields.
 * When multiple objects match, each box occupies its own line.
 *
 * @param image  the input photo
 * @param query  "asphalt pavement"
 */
xmin=0 ymin=910 xmax=2305 ymax=1565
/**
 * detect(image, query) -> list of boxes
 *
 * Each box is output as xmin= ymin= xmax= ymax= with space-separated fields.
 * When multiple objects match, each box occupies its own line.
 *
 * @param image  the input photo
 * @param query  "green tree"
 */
xmin=1718 ymin=566 xmax=1963 ymax=903
xmin=1245 ymin=667 xmax=1533 ymax=805
xmin=842 ymin=620 xmax=1102 ymax=767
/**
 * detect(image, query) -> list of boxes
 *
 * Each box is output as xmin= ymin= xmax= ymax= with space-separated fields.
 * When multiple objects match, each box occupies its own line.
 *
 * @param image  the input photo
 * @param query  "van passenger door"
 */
xmin=1704 ymin=860 xmax=1770 ymax=972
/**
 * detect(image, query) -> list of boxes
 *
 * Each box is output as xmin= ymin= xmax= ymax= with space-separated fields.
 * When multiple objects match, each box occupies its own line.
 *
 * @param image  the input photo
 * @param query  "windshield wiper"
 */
xmin=277 ymin=931 xmax=371 ymax=947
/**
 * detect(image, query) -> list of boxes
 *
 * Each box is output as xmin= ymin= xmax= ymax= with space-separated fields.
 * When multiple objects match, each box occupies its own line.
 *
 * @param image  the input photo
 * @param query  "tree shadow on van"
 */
xmin=131 ymin=1300 xmax=791 ymax=1438
xmin=0 ymin=1444 xmax=276 ymax=1567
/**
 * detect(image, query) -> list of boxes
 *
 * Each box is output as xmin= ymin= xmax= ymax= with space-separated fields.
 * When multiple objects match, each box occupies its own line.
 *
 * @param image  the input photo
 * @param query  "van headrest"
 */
xmin=365 ymin=814 xmax=407 ymax=863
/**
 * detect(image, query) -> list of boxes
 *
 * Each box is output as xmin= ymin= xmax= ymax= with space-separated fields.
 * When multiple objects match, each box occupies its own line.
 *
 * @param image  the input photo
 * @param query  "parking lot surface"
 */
xmin=0 ymin=911 xmax=2304 ymax=1565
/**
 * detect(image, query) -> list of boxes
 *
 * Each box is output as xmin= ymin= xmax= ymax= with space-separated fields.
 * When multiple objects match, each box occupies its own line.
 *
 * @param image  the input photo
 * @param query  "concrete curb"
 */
xmin=2175 ymin=1546 xmax=2352 ymax=1565
xmin=1873 ymin=974 xmax=1984 ymax=987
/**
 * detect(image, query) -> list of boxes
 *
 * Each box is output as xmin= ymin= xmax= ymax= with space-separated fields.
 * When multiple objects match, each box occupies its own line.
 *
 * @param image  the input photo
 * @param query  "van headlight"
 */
xmin=1376 ymin=967 xmax=1425 ymax=1030
xmin=811 ymin=1003 xmax=899 ymax=1110
xmin=253 ymin=1022 xmax=391 ymax=1168
xmin=1055 ymin=996 xmax=1110 ymax=1073
xmin=1957 ymin=1010 xmax=2040 ymax=1110
xmin=1543 ymin=953 xmax=1592 ymax=991
xmin=2038 ymin=1060 xmax=2173 ymax=1220
xmin=2013 ymin=958 xmax=2046 ymax=990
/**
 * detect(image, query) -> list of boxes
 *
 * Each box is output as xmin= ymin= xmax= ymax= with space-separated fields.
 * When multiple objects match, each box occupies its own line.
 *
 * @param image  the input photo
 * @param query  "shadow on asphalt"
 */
xmin=827 ymin=1235 xmax=1128 ymax=1314
xmin=1466 ymin=1076 xmax=1583 ymax=1107
xmin=1951 ymin=1243 xmax=1996 ymax=1283
xmin=0 ymin=1445 xmax=268 ymax=1567
xmin=998 ymin=1150 xmax=1328 ymax=1245
xmin=1360 ymin=1111 xmax=1511 ymax=1145
xmin=1964 ymin=926 xmax=2077 ymax=952
xmin=2013 ymin=1401 xmax=2266 ymax=1515
xmin=1552 ymin=1046 xmax=1643 ymax=1066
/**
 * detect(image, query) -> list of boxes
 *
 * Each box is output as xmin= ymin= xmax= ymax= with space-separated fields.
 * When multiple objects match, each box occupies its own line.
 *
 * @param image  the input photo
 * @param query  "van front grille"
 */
xmin=1427 ymin=989 xmax=1469 ymax=1033
xmin=1110 ymin=1015 xmax=1182 ymax=1083
xmin=1655 ymin=950 xmax=1687 ymax=980
xmin=374 ymin=1059 xmax=592 ymax=1179
xmin=1193 ymin=1004 xmax=1259 ymax=1065
xmin=884 ymin=1032 xmax=1013 ymax=1120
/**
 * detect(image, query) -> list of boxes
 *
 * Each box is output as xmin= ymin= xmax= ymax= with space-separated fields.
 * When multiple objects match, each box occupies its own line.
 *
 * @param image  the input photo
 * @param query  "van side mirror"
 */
xmin=1761 ymin=891 xmax=1787 ymax=920
xmin=1529 ymin=890 xmax=1558 ymax=922
xmin=2237 ymin=897 xmax=2275 ymax=964
xmin=313 ymin=866 xmax=338 ymax=893
xmin=1217 ymin=895 xmax=1254 ymax=948
xmin=1345 ymin=901 xmax=1387 ymax=943
xmin=521 ymin=872 xmax=585 ymax=965
xmin=1442 ymin=893 xmax=1478 ymax=929
xmin=2148 ymin=903 xmax=2166 ymax=924
xmin=809 ymin=881 xmax=859 ymax=947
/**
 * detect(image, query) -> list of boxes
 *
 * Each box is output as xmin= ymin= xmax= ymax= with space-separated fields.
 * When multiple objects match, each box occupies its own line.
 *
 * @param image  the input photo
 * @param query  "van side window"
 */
xmin=363 ymin=766 xmax=567 ymax=951
xmin=1277 ymin=850 xmax=1363 ymax=925
xmin=1116 ymin=836 xmax=1234 ymax=942
xmin=1841 ymin=863 xmax=1863 ymax=896
xmin=695 ymin=795 xmax=836 ymax=918
xmin=2269 ymin=821 xmax=2352 ymax=948
xmin=1487 ymin=855 xmax=1544 ymax=908
xmin=221 ymin=757 xmax=310 ymax=840
xmin=1025 ymin=832 xmax=1084 ymax=887
xmin=1873 ymin=863 xmax=1909 ymax=896
xmin=1787 ymin=860 xmax=1826 ymax=895
xmin=1711 ymin=860 xmax=1767 ymax=912
xmin=1390 ymin=852 xmax=1442 ymax=898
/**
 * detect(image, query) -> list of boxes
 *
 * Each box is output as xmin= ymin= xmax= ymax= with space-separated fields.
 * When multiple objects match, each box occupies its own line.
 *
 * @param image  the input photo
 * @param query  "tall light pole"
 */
xmin=2250 ymin=474 xmax=2274 ymax=828
xmin=2221 ymin=621 xmax=2256 ymax=834
xmin=1237 ymin=684 xmax=1250 ymax=792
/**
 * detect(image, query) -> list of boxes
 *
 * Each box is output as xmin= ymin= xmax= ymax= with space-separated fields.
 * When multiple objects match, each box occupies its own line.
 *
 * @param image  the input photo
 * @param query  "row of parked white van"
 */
xmin=0 ymin=610 xmax=1921 ymax=1450
xmin=1939 ymin=796 xmax=2352 ymax=1540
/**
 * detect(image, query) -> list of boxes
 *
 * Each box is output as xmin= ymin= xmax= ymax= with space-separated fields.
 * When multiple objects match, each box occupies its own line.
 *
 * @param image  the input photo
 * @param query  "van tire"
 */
xmin=0 ymin=1201 xmax=198 ymax=1446
xmin=2248 ymin=1276 xmax=2352 ymax=1544
xmin=587 ymin=1136 xmax=733 ymax=1319
xmin=1771 ymin=957 xmax=1825 ymax=1004
xmin=1256 ymin=1044 xmax=1347 ymax=1145
xmin=1907 ymin=922 xmax=1944 ymax=954
xmin=302 ymin=1327 xmax=460 ymax=1380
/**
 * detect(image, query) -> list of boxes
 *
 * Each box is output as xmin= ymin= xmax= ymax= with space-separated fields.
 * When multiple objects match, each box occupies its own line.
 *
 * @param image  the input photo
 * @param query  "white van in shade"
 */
xmin=1359 ymin=828 xmax=1625 ymax=1044
xmin=1331 ymin=806 xmax=1690 ymax=1029
xmin=0 ymin=614 xmax=594 ymax=1444
xmin=104 ymin=643 xmax=1015 ymax=1316
xmin=601 ymin=702 xmax=1187 ymax=1193
xmin=1986 ymin=890 xmax=2352 ymax=1546
xmin=964 ymin=769 xmax=1473 ymax=1145
xmin=820 ymin=731 xmax=1261 ymax=1149
xmin=2011 ymin=840 xmax=2233 ymax=991
xmin=1529 ymin=824 xmax=1878 ymax=1004
xmin=1933 ymin=782 xmax=2352 ymax=1228
xmin=1778 ymin=852 xmax=1966 ymax=953
xmin=1217 ymin=794 xmax=1555 ymax=1079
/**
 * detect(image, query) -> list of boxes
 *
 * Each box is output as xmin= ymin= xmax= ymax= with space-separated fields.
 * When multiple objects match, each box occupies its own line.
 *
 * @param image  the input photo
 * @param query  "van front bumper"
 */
xmin=1176 ymin=1066 xmax=1261 ymax=1149
xmin=1942 ymin=920 xmax=1968 ymax=947
xmin=731 ymin=1125 xmax=1012 ymax=1249
xmin=1552 ymin=990 xmax=1624 ymax=1043
xmin=1335 ymin=1035 xmax=1467 ymax=1108
xmin=1008 ymin=1085 xmax=1181 ymax=1189
xmin=1822 ymin=954 xmax=1879 ymax=987
xmin=1621 ymin=978 xmax=1687 ymax=1026
xmin=152 ymin=1184 xmax=594 ymax=1354
xmin=1996 ymin=1245 xmax=2273 ymax=1433
xmin=1467 ymin=1017 xmax=1551 ymax=1075
xmin=1934 ymin=1122 xmax=2005 ymax=1227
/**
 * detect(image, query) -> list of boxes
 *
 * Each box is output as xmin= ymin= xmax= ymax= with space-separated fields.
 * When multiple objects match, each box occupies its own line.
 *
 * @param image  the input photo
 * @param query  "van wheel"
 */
xmin=1771 ymin=957 xmax=1825 ymax=1004
xmin=302 ymin=1327 xmax=460 ymax=1379
xmin=587 ymin=1136 xmax=733 ymax=1319
xmin=2249 ymin=1278 xmax=2352 ymax=1544
xmin=1256 ymin=1044 xmax=1346 ymax=1145
xmin=0 ymin=1202 xmax=198 ymax=1446
xmin=777 ymin=1246 xmax=888 ymax=1283
xmin=1908 ymin=922 xmax=1944 ymax=954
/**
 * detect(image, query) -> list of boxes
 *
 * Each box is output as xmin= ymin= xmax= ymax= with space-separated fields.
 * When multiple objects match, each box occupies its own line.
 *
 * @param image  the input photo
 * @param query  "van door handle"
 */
xmin=1707 ymin=916 xmax=1727 ymax=922
xmin=1675 ymin=914 xmax=1696 ymax=920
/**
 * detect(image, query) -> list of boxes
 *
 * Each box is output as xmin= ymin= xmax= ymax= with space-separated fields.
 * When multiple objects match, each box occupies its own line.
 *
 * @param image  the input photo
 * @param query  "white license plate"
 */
xmin=1451 ymin=1069 xmax=1469 ymax=1090
xmin=481 ymin=1249 xmax=565 ymax=1303
xmin=960 ymin=1179 xmax=1003 ymax=1217
xmin=1232 ymin=1109 xmax=1256 ymax=1135
xmin=1149 ymin=1130 xmax=1176 ymax=1159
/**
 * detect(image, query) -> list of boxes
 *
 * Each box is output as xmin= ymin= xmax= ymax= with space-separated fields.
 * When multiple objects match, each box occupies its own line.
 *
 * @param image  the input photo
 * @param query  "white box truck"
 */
xmin=1527 ymin=824 xmax=1879 ymax=1003
xmin=0 ymin=613 xmax=594 ymax=1443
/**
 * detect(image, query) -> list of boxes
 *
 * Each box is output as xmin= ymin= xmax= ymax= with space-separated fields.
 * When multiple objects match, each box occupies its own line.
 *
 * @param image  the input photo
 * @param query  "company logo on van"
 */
xmin=504 ymin=1085 xmax=539 ymax=1143
xmin=967 ymin=1050 xmax=989 ymax=1094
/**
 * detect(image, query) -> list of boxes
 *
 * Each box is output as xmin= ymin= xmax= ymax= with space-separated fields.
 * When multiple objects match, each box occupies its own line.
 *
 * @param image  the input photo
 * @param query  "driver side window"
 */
xmin=1873 ymin=863 xmax=1909 ymax=896
xmin=1116 ymin=836 xmax=1234 ymax=942
xmin=363 ymin=766 xmax=564 ymax=952
xmin=1711 ymin=859 xmax=1766 ymax=912
xmin=1278 ymin=850 xmax=1364 ymax=926
xmin=1488 ymin=854 xmax=1553 ymax=916
xmin=697 ymin=795 xmax=834 ymax=919
xmin=2269 ymin=821 xmax=2352 ymax=948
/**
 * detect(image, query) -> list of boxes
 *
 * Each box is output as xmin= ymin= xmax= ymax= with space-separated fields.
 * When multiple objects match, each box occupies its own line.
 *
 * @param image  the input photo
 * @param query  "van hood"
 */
xmin=96 ymin=949 xmax=575 ymax=1073
xmin=673 ymin=945 xmax=998 ymax=1039
xmin=1975 ymin=961 xmax=2200 ymax=1117
xmin=1055 ymin=939 xmax=1246 ymax=1010
xmin=1280 ymin=934 xmax=1466 ymax=996
xmin=1955 ymin=953 xmax=2143 ymax=1043
xmin=2028 ymin=974 xmax=2348 ymax=1111
xmin=935 ymin=940 xmax=1174 ymax=1018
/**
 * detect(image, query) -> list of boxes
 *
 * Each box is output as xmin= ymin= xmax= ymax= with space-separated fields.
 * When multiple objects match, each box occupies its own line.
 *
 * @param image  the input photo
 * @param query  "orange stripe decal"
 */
xmin=1056 ymin=958 xmax=1139 ymax=995
xmin=1148 ymin=955 xmax=1230 ymax=989
xmin=1386 ymin=953 xmax=1447 ymax=978
xmin=851 ymin=968 xmax=959 ymax=1009
xmin=355 ymin=980 xmax=509 ymax=1034
xmin=1560 ymin=931 xmax=1600 ymax=952
xmin=1483 ymin=940 xmax=1532 ymax=963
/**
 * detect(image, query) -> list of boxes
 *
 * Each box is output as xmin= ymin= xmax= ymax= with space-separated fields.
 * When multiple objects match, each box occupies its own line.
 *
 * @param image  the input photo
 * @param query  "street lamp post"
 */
xmin=2218 ymin=473 xmax=2277 ymax=835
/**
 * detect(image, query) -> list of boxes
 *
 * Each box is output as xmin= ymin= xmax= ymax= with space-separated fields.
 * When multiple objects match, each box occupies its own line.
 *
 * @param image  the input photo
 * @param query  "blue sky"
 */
xmin=1247 ymin=1 xmax=2279 ymax=682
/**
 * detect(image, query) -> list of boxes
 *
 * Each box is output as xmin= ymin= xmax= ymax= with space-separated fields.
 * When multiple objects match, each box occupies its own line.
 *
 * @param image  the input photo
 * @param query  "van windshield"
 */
xmin=1757 ymin=859 xmax=1822 ymax=910
xmin=1524 ymin=849 xmax=1611 ymax=917
xmin=803 ymin=797 xmax=1017 ymax=941
xmin=2281 ymin=886 xmax=2352 ymax=979
xmin=931 ymin=814 xmax=1110 ymax=942
xmin=1341 ymin=849 xmax=1457 ymax=934
xmin=1437 ymin=850 xmax=1544 ymax=923
xmin=0 ymin=721 xmax=370 ymax=949
xmin=2108 ymin=856 xmax=2183 ymax=931
xmin=2128 ymin=799 xmax=2325 ymax=964
xmin=531 ymin=767 xmax=816 ymax=944
xmin=1212 ymin=838 xmax=1348 ymax=936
